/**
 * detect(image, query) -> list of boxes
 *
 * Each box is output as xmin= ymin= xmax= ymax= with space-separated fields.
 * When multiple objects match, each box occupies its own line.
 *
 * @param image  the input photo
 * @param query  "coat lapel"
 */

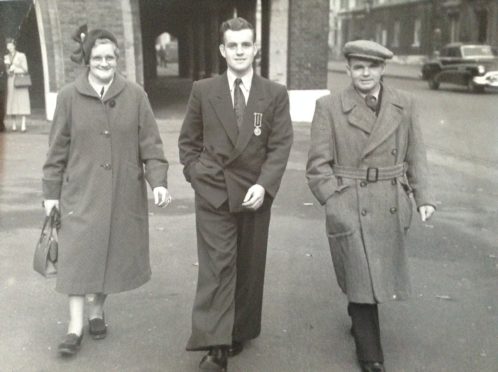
xmin=74 ymin=70 xmax=126 ymax=101
xmin=209 ymin=73 xmax=239 ymax=146
xmin=341 ymin=85 xmax=375 ymax=134
xmin=361 ymin=86 xmax=404 ymax=158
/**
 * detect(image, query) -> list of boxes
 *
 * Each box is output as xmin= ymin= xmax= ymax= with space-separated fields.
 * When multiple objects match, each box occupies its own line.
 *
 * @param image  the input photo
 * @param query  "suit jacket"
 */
xmin=179 ymin=72 xmax=293 ymax=212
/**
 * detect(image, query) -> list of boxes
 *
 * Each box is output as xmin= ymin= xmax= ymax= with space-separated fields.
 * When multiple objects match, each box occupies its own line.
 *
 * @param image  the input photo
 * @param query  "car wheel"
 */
xmin=467 ymin=79 xmax=485 ymax=93
xmin=428 ymin=76 xmax=439 ymax=90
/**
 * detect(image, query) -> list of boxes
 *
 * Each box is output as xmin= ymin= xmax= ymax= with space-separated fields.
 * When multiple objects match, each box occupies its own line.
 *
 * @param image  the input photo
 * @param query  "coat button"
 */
xmin=390 ymin=207 xmax=397 ymax=214
xmin=391 ymin=179 xmax=397 ymax=185
xmin=360 ymin=181 xmax=367 ymax=187
xmin=109 ymin=100 xmax=116 ymax=107
xmin=392 ymin=294 xmax=397 ymax=299
xmin=102 ymin=163 xmax=112 ymax=170
xmin=391 ymin=148 xmax=398 ymax=156
xmin=361 ymin=209 xmax=367 ymax=216
xmin=102 ymin=130 xmax=110 ymax=137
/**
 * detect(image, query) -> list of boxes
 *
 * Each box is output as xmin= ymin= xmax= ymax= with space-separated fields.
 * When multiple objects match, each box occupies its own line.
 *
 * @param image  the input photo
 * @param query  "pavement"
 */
xmin=1 ymin=70 xmax=497 ymax=372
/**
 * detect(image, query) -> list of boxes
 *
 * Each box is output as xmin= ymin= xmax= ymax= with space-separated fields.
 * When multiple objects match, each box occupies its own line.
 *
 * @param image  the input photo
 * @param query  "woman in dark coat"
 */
xmin=42 ymin=27 xmax=171 ymax=356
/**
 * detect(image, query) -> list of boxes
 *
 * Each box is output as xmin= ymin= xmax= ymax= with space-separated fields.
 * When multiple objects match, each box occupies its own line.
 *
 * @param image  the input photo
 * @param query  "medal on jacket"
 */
xmin=253 ymin=113 xmax=262 ymax=136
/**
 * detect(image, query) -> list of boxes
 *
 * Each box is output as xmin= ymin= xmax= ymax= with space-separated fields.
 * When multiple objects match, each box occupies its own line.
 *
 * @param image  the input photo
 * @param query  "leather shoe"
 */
xmin=58 ymin=333 xmax=83 ymax=356
xmin=88 ymin=315 xmax=107 ymax=339
xmin=199 ymin=347 xmax=227 ymax=371
xmin=227 ymin=341 xmax=243 ymax=357
xmin=360 ymin=361 xmax=385 ymax=372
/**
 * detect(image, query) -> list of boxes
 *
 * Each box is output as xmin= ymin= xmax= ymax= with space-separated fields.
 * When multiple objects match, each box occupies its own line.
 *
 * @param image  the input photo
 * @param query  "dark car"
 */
xmin=421 ymin=43 xmax=498 ymax=92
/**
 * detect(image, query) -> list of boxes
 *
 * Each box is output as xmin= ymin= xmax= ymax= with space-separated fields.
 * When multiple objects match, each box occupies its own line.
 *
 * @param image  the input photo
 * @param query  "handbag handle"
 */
xmin=38 ymin=208 xmax=60 ymax=243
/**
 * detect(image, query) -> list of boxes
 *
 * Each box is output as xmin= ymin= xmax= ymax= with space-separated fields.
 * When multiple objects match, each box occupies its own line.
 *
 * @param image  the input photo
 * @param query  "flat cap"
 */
xmin=343 ymin=40 xmax=393 ymax=62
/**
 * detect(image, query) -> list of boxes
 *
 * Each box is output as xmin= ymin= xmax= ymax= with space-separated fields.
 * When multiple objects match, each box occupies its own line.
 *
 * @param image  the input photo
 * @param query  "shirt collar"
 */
xmin=227 ymin=68 xmax=253 ymax=93
xmin=88 ymin=75 xmax=114 ymax=98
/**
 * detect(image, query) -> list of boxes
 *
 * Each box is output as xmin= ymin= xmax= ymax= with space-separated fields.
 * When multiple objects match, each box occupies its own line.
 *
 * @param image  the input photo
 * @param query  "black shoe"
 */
xmin=360 ymin=361 xmax=385 ymax=372
xmin=58 ymin=333 xmax=83 ymax=356
xmin=88 ymin=315 xmax=107 ymax=339
xmin=199 ymin=347 xmax=227 ymax=371
xmin=227 ymin=341 xmax=243 ymax=358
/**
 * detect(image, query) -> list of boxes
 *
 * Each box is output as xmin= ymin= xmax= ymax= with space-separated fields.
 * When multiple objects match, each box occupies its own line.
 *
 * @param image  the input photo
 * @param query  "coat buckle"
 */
xmin=366 ymin=167 xmax=379 ymax=183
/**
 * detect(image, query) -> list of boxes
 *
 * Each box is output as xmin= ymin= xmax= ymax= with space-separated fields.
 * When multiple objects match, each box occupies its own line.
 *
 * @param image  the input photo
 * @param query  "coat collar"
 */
xmin=341 ymin=84 xmax=406 ymax=158
xmin=74 ymin=70 xmax=127 ymax=102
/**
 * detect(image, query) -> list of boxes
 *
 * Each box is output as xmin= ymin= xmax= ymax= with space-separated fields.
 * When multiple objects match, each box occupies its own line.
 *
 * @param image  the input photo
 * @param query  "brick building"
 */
xmin=331 ymin=0 xmax=498 ymax=60
xmin=0 ymin=0 xmax=330 ymax=119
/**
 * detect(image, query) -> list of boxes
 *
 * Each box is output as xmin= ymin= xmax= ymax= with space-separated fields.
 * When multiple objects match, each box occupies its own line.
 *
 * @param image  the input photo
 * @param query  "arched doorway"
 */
xmin=156 ymin=32 xmax=179 ymax=77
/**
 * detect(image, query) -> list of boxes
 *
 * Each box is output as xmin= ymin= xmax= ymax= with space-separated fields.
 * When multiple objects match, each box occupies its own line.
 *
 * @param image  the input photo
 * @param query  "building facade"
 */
xmin=332 ymin=0 xmax=498 ymax=59
xmin=1 ymin=0 xmax=329 ymax=119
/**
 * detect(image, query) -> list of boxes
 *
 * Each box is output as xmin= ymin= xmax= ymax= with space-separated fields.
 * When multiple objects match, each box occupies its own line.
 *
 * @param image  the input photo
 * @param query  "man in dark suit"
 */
xmin=306 ymin=40 xmax=435 ymax=372
xmin=179 ymin=17 xmax=293 ymax=372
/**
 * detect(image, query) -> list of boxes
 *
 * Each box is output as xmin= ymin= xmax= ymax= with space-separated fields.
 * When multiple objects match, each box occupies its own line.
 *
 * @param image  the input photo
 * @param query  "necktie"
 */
xmin=365 ymin=94 xmax=377 ymax=112
xmin=234 ymin=78 xmax=245 ymax=128
xmin=100 ymin=86 xmax=105 ymax=99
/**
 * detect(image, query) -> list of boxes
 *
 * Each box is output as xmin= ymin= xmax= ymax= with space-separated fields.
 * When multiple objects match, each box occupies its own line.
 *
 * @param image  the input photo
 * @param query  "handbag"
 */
xmin=14 ymin=73 xmax=32 ymax=88
xmin=33 ymin=208 xmax=60 ymax=278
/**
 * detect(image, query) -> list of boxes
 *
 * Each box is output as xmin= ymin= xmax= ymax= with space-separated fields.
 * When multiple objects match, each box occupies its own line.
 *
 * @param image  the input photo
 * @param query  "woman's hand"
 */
xmin=43 ymin=199 xmax=59 ymax=216
xmin=153 ymin=187 xmax=172 ymax=208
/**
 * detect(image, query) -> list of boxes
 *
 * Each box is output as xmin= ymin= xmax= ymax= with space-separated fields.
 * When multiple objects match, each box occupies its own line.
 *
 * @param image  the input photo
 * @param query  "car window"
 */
xmin=448 ymin=48 xmax=461 ymax=58
xmin=461 ymin=45 xmax=494 ymax=58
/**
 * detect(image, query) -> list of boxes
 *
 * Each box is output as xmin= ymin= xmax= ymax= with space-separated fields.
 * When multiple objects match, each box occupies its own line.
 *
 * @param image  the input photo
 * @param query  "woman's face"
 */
xmin=88 ymin=42 xmax=117 ymax=84
xmin=6 ymin=42 xmax=16 ymax=53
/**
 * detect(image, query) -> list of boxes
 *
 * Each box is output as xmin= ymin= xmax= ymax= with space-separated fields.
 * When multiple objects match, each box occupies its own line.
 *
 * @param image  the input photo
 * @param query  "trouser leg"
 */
xmin=186 ymin=195 xmax=238 ymax=351
xmin=232 ymin=207 xmax=271 ymax=342
xmin=348 ymin=302 xmax=384 ymax=362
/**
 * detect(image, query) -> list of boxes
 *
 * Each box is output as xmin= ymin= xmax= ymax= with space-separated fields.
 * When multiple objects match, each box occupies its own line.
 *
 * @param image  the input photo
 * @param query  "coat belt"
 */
xmin=332 ymin=162 xmax=407 ymax=183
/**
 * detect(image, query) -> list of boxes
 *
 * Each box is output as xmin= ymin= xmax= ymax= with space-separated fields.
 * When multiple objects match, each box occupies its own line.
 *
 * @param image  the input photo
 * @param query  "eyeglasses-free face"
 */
xmin=346 ymin=58 xmax=385 ymax=95
xmin=219 ymin=29 xmax=257 ymax=77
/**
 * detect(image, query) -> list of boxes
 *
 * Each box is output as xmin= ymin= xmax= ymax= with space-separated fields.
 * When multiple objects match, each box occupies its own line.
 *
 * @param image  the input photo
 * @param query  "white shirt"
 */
xmin=227 ymin=68 xmax=253 ymax=106
xmin=89 ymin=78 xmax=113 ymax=100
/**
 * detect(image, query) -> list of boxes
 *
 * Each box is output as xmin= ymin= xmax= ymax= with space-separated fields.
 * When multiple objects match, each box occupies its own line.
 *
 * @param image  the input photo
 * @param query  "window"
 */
xmin=449 ymin=15 xmax=460 ymax=42
xmin=392 ymin=21 xmax=400 ymax=47
xmin=412 ymin=18 xmax=421 ymax=47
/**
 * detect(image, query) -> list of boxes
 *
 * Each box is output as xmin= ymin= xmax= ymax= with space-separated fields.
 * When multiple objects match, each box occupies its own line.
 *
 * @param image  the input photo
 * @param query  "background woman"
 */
xmin=42 ymin=26 xmax=171 ymax=356
xmin=4 ymin=38 xmax=30 ymax=132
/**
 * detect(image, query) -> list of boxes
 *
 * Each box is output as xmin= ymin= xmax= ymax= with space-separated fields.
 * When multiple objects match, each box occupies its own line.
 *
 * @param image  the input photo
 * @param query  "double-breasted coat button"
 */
xmin=391 ymin=148 xmax=398 ymax=156
xmin=102 ymin=163 xmax=112 ymax=170
xmin=391 ymin=179 xmax=397 ymax=185
xmin=360 ymin=181 xmax=367 ymax=187
xmin=109 ymin=100 xmax=116 ymax=108
xmin=361 ymin=209 xmax=367 ymax=216
xmin=102 ymin=130 xmax=110 ymax=137
xmin=390 ymin=207 xmax=397 ymax=214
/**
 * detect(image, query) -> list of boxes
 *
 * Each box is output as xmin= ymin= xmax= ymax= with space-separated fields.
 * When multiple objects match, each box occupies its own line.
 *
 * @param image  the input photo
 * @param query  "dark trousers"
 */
xmin=186 ymin=193 xmax=271 ymax=351
xmin=348 ymin=302 xmax=384 ymax=362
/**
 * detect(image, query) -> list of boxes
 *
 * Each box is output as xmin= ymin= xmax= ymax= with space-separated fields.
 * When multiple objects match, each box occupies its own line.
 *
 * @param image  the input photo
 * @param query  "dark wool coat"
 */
xmin=42 ymin=72 xmax=168 ymax=295
xmin=306 ymin=85 xmax=434 ymax=304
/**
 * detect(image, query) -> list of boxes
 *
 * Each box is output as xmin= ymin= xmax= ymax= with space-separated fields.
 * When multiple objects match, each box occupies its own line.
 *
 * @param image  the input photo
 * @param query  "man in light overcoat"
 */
xmin=179 ymin=17 xmax=293 ymax=372
xmin=306 ymin=40 xmax=435 ymax=372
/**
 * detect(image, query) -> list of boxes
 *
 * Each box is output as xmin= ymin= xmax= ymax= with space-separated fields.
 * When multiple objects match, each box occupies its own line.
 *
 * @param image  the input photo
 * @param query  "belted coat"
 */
xmin=42 ymin=72 xmax=168 ymax=295
xmin=306 ymin=84 xmax=434 ymax=304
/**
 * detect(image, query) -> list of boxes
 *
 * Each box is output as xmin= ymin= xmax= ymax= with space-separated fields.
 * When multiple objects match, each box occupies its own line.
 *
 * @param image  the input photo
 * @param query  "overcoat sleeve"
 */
xmin=405 ymin=97 xmax=435 ymax=209
xmin=255 ymin=86 xmax=293 ymax=198
xmin=178 ymin=81 xmax=203 ymax=183
xmin=138 ymin=92 xmax=169 ymax=188
xmin=42 ymin=91 xmax=70 ymax=199
xmin=306 ymin=97 xmax=344 ymax=205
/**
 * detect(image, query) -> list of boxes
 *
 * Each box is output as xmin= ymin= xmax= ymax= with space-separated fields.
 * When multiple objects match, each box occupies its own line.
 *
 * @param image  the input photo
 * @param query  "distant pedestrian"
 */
xmin=4 ymin=38 xmax=30 ymax=132
xmin=306 ymin=40 xmax=436 ymax=372
xmin=179 ymin=17 xmax=293 ymax=372
xmin=42 ymin=26 xmax=171 ymax=357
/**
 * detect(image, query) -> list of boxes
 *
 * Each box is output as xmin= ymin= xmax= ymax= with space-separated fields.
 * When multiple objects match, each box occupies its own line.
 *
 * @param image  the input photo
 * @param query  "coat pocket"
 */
xmin=397 ymin=179 xmax=413 ymax=230
xmin=324 ymin=185 xmax=354 ymax=235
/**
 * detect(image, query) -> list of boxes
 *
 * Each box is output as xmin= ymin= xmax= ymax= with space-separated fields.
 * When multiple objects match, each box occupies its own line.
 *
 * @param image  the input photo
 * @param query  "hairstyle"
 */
xmin=219 ymin=17 xmax=255 ymax=44
xmin=5 ymin=38 xmax=16 ymax=46
xmin=92 ymin=38 xmax=120 ymax=60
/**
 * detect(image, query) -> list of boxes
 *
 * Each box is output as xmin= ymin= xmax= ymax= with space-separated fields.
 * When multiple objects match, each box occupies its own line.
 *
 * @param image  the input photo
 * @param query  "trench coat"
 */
xmin=42 ymin=71 xmax=168 ymax=295
xmin=306 ymin=84 xmax=434 ymax=304
xmin=5 ymin=52 xmax=31 ymax=115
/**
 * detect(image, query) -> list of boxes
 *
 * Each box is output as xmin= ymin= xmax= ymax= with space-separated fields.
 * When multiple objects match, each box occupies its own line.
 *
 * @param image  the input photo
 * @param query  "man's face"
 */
xmin=88 ymin=42 xmax=117 ymax=84
xmin=219 ymin=29 xmax=257 ymax=76
xmin=346 ymin=58 xmax=385 ymax=95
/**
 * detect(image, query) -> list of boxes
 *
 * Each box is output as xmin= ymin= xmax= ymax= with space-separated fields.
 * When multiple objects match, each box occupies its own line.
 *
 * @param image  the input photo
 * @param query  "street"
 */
xmin=0 ymin=72 xmax=497 ymax=372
